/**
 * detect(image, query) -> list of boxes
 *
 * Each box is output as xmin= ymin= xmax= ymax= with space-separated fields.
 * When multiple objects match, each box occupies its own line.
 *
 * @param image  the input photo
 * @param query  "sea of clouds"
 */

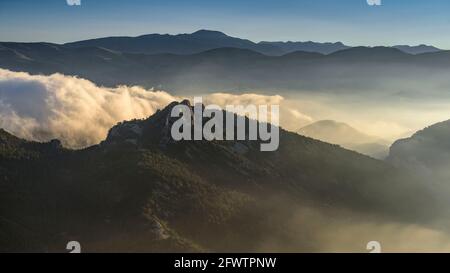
xmin=0 ymin=69 xmax=312 ymax=148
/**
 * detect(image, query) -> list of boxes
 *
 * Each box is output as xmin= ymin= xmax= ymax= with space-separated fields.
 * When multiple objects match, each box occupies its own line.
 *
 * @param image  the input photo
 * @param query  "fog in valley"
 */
xmin=3 ymin=66 xmax=450 ymax=252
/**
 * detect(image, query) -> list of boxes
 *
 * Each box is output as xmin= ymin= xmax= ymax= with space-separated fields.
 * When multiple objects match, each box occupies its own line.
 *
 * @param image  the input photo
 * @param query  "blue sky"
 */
xmin=1 ymin=0 xmax=450 ymax=48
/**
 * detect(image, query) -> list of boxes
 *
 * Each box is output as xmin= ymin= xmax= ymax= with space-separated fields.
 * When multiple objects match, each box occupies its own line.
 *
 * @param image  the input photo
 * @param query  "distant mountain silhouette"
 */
xmin=326 ymin=46 xmax=410 ymax=61
xmin=61 ymin=30 xmax=441 ymax=56
xmin=64 ymin=30 xmax=285 ymax=56
xmin=2 ymin=41 xmax=450 ymax=93
xmin=393 ymin=44 xmax=441 ymax=55
xmin=259 ymin=41 xmax=350 ymax=55
xmin=298 ymin=120 xmax=389 ymax=159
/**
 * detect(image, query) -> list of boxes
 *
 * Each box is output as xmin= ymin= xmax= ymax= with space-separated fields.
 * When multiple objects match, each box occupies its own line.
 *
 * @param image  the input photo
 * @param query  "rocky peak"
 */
xmin=101 ymin=100 xmax=193 ymax=148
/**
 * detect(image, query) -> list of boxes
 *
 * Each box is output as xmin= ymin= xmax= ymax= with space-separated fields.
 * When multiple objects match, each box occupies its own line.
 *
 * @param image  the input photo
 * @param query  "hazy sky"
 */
xmin=1 ymin=0 xmax=450 ymax=48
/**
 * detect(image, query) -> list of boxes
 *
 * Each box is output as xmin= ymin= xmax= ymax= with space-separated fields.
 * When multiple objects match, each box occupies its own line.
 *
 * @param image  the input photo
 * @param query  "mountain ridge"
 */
xmin=0 ymin=101 xmax=440 ymax=252
xmin=0 ymin=30 xmax=440 ymax=56
xmin=387 ymin=119 xmax=450 ymax=176
xmin=3 ymin=41 xmax=450 ymax=94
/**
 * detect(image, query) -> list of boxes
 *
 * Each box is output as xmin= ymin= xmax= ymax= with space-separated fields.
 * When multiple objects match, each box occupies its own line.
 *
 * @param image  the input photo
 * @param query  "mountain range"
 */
xmin=392 ymin=45 xmax=441 ymax=55
xmin=1 ymin=39 xmax=450 ymax=94
xmin=0 ymin=101 xmax=440 ymax=252
xmin=62 ymin=30 xmax=441 ymax=56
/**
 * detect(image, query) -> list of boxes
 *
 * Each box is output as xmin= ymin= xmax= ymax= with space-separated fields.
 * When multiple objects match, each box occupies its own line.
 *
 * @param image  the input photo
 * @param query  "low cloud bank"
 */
xmin=0 ymin=69 xmax=311 ymax=148
xmin=255 ymin=203 xmax=450 ymax=253
xmin=0 ymin=69 xmax=179 ymax=148
xmin=203 ymin=93 xmax=313 ymax=131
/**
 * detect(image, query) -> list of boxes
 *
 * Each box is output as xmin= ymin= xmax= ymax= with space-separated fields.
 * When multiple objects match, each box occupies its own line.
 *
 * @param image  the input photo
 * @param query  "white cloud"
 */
xmin=203 ymin=93 xmax=313 ymax=131
xmin=0 ymin=69 xmax=313 ymax=148
xmin=0 ymin=69 xmax=179 ymax=148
